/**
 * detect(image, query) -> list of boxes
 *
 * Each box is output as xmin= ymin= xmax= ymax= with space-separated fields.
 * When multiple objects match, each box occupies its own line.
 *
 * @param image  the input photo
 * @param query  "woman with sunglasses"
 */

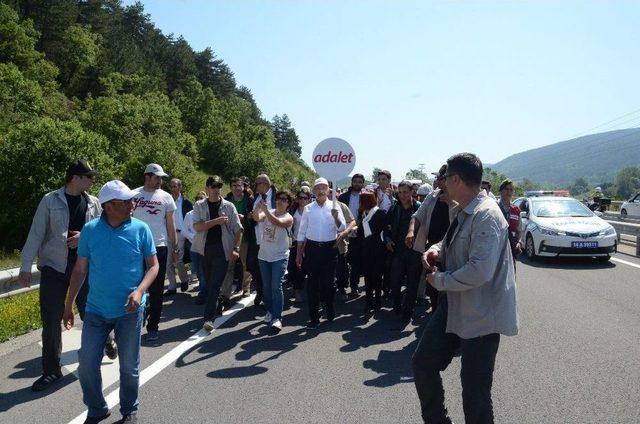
xmin=288 ymin=187 xmax=311 ymax=303
xmin=252 ymin=190 xmax=294 ymax=332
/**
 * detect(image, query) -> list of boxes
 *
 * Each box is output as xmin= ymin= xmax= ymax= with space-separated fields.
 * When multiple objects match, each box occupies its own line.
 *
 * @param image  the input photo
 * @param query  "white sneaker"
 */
xmin=271 ymin=319 xmax=282 ymax=332
xmin=203 ymin=320 xmax=214 ymax=332
xmin=262 ymin=312 xmax=273 ymax=323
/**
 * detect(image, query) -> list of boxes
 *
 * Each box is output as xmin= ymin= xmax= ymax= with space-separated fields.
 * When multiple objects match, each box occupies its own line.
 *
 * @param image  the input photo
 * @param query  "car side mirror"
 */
xmin=520 ymin=211 xmax=528 ymax=219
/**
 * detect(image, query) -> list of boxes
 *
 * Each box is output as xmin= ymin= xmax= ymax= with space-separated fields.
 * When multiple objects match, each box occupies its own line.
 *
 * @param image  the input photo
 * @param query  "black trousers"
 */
xmin=346 ymin=236 xmax=363 ymax=290
xmin=39 ymin=252 xmax=88 ymax=375
xmin=203 ymin=243 xmax=228 ymax=321
xmin=389 ymin=248 xmax=423 ymax=314
xmin=304 ymin=241 xmax=337 ymax=323
xmin=287 ymin=241 xmax=306 ymax=291
xmin=145 ymin=246 xmax=167 ymax=332
xmin=247 ymin=241 xmax=263 ymax=299
xmin=412 ymin=299 xmax=500 ymax=424
xmin=335 ymin=252 xmax=349 ymax=291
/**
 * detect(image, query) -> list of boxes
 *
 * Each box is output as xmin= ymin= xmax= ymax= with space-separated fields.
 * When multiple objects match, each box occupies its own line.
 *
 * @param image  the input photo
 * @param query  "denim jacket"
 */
xmin=21 ymin=187 xmax=102 ymax=273
xmin=190 ymin=198 xmax=243 ymax=261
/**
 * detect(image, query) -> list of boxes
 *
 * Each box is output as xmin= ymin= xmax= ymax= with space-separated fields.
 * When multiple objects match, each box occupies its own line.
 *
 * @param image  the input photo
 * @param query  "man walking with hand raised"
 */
xmin=412 ymin=153 xmax=518 ymax=424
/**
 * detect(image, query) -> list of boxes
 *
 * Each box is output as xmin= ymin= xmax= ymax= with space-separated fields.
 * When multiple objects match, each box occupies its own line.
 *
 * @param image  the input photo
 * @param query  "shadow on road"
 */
xmin=178 ymin=284 xmax=429 ymax=389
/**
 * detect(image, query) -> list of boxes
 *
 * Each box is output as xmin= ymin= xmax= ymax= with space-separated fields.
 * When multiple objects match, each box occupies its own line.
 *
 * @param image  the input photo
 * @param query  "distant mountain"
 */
xmin=490 ymin=128 xmax=640 ymax=187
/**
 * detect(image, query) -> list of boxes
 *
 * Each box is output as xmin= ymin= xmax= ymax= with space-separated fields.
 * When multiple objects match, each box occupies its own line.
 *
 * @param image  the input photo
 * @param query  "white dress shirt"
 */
xmin=174 ymin=194 xmax=185 ymax=232
xmin=182 ymin=210 xmax=196 ymax=243
xmin=296 ymin=200 xmax=346 ymax=242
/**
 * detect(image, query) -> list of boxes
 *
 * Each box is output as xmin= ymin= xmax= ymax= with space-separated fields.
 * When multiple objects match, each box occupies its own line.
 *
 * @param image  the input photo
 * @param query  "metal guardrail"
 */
xmin=0 ymin=264 xmax=40 ymax=299
xmin=604 ymin=217 xmax=640 ymax=256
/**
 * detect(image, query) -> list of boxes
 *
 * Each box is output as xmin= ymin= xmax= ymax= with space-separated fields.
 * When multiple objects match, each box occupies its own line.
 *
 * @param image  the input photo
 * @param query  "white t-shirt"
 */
xmin=132 ymin=187 xmax=177 ymax=247
xmin=258 ymin=210 xmax=292 ymax=263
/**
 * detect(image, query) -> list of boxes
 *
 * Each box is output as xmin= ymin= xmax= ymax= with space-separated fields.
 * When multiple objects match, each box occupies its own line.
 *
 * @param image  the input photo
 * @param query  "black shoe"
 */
xmin=31 ymin=372 xmax=63 ymax=392
xmin=120 ymin=414 xmax=138 ymax=423
xmin=180 ymin=281 xmax=189 ymax=292
xmin=326 ymin=309 xmax=335 ymax=322
xmin=400 ymin=312 xmax=412 ymax=324
xmin=195 ymin=296 xmax=206 ymax=305
xmin=254 ymin=294 xmax=262 ymax=306
xmin=104 ymin=339 xmax=118 ymax=360
xmin=83 ymin=412 xmax=111 ymax=424
xmin=164 ymin=289 xmax=177 ymax=296
xmin=306 ymin=320 xmax=320 ymax=329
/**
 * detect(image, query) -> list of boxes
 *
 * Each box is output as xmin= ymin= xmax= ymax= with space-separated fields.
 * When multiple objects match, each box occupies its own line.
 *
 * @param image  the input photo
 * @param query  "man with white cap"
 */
xmin=131 ymin=163 xmax=177 ymax=341
xmin=64 ymin=180 xmax=159 ymax=424
xmin=296 ymin=177 xmax=346 ymax=329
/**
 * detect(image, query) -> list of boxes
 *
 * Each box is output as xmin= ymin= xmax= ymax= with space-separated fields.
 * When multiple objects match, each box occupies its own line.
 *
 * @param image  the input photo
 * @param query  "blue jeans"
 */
xmin=259 ymin=258 xmax=288 ymax=320
xmin=191 ymin=252 xmax=207 ymax=298
xmin=78 ymin=309 xmax=143 ymax=418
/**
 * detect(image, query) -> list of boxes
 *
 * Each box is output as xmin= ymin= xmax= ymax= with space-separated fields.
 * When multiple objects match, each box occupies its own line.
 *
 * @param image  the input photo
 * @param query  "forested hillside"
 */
xmin=491 ymin=128 xmax=640 ymax=186
xmin=0 ymin=1 xmax=315 ymax=249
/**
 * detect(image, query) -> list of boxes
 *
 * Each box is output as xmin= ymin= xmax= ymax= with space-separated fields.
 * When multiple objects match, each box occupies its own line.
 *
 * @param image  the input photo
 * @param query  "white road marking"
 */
xmin=67 ymin=294 xmax=255 ymax=424
xmin=611 ymin=257 xmax=640 ymax=270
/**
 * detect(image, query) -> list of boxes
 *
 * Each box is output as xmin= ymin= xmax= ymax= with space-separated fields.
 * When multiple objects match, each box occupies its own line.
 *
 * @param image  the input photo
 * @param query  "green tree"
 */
xmin=614 ymin=166 xmax=640 ymax=200
xmin=57 ymin=24 xmax=102 ymax=96
xmin=0 ymin=3 xmax=59 ymax=90
xmin=80 ymin=91 xmax=199 ymax=190
xmin=0 ymin=118 xmax=114 ymax=248
xmin=0 ymin=63 xmax=44 ymax=130
xmin=405 ymin=168 xmax=429 ymax=182
xmin=569 ymin=177 xmax=589 ymax=196
xmin=271 ymin=114 xmax=302 ymax=156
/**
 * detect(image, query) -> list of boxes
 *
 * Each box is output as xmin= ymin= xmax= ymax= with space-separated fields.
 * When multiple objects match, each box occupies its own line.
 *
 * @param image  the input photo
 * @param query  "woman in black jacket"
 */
xmin=357 ymin=191 xmax=387 ymax=313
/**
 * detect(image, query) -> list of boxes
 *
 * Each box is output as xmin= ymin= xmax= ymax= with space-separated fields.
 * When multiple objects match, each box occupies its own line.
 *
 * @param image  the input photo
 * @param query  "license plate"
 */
xmin=571 ymin=241 xmax=598 ymax=249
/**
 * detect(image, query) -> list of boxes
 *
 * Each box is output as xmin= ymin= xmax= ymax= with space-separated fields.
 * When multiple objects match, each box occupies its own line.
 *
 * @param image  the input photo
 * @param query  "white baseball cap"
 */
xmin=314 ymin=177 xmax=329 ymax=188
xmin=98 ymin=180 xmax=137 ymax=204
xmin=144 ymin=163 xmax=169 ymax=177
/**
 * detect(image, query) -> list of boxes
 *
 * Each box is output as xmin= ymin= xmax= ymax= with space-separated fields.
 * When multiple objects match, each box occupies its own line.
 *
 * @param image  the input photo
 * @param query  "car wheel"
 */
xmin=525 ymin=234 xmax=537 ymax=260
xmin=621 ymin=209 xmax=627 ymax=216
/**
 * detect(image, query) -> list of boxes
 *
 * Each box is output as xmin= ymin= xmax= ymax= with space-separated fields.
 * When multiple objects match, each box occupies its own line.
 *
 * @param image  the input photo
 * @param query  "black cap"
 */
xmin=66 ymin=160 xmax=98 ymax=178
xmin=206 ymin=175 xmax=223 ymax=187
xmin=431 ymin=164 xmax=447 ymax=178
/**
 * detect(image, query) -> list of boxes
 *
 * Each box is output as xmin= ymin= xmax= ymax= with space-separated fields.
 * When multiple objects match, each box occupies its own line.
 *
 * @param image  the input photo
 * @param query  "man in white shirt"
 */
xmin=131 ymin=163 xmax=177 ymax=341
xmin=296 ymin=178 xmax=346 ymax=329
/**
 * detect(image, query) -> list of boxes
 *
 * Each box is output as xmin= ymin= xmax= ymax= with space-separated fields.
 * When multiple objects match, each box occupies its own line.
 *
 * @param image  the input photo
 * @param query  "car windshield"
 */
xmin=531 ymin=199 xmax=594 ymax=218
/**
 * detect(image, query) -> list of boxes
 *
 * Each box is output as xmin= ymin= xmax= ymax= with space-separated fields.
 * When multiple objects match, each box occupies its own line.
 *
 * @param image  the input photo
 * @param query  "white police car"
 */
xmin=514 ymin=196 xmax=617 ymax=261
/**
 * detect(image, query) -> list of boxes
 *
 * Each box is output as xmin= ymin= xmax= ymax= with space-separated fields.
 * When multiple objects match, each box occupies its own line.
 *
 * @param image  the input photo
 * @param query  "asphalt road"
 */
xmin=1 ymin=251 xmax=640 ymax=424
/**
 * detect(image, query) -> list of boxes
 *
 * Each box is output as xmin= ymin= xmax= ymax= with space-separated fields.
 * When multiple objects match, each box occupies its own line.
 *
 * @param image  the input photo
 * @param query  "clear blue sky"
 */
xmin=125 ymin=0 xmax=640 ymax=180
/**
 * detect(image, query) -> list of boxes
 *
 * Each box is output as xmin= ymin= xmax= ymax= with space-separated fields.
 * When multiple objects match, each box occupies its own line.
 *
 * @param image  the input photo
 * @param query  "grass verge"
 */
xmin=0 ymin=289 xmax=41 ymax=343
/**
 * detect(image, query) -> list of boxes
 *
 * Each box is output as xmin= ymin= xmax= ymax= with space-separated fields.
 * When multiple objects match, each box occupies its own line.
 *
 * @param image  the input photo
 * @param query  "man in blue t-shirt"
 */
xmin=63 ymin=180 xmax=159 ymax=424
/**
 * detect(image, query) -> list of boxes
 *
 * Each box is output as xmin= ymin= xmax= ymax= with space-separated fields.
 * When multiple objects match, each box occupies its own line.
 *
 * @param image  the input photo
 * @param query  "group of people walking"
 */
xmin=19 ymin=152 xmax=519 ymax=423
